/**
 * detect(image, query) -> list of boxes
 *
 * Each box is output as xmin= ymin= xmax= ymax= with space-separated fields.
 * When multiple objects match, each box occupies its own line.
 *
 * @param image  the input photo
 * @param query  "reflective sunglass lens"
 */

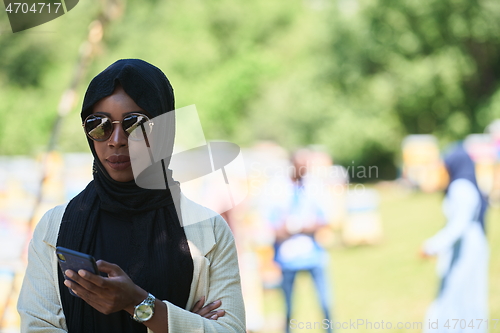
xmin=85 ymin=116 xmax=112 ymax=141
xmin=125 ymin=114 xmax=152 ymax=141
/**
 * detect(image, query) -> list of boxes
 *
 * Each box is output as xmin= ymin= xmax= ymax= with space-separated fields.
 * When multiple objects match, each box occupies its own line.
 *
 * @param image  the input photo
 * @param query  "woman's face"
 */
xmin=92 ymin=86 xmax=146 ymax=182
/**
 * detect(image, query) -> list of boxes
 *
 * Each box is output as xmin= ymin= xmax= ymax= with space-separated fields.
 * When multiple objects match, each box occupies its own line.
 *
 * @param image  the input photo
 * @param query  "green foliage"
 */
xmin=324 ymin=0 xmax=500 ymax=140
xmin=0 ymin=37 xmax=51 ymax=87
xmin=1 ymin=0 xmax=500 ymax=179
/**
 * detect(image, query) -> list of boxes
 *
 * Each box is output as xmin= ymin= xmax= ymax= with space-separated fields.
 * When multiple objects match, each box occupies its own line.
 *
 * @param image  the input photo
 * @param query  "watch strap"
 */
xmin=132 ymin=293 xmax=156 ymax=322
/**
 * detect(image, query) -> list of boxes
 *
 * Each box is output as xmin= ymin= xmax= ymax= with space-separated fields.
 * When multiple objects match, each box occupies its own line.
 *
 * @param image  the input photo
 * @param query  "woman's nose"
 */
xmin=108 ymin=123 xmax=128 ymax=147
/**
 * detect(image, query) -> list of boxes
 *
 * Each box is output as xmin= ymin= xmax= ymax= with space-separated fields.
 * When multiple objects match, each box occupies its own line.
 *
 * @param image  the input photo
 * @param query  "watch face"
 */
xmin=136 ymin=304 xmax=154 ymax=321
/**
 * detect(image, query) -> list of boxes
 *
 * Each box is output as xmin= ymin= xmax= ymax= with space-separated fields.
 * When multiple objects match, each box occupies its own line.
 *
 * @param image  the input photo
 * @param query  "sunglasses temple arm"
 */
xmin=140 ymin=123 xmax=168 ymax=189
xmin=140 ymin=124 xmax=155 ymax=165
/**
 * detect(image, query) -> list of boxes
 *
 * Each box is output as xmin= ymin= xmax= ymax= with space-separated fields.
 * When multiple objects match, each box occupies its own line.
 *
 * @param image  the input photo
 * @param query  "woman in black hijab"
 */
xmin=18 ymin=59 xmax=246 ymax=333
xmin=421 ymin=144 xmax=489 ymax=333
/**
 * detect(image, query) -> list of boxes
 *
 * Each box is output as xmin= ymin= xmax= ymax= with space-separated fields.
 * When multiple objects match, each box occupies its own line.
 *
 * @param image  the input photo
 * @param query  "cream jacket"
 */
xmin=17 ymin=197 xmax=246 ymax=333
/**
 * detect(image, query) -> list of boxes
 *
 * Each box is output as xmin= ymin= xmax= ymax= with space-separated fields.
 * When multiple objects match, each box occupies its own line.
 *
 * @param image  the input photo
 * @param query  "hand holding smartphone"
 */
xmin=56 ymin=246 xmax=98 ymax=297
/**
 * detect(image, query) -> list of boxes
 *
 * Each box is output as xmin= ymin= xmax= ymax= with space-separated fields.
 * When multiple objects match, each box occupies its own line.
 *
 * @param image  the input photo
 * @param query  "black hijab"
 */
xmin=444 ymin=144 xmax=488 ymax=232
xmin=56 ymin=59 xmax=194 ymax=332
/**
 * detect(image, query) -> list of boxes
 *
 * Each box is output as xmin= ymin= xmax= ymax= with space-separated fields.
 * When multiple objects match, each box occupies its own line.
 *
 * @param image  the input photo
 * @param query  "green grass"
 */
xmin=259 ymin=185 xmax=500 ymax=333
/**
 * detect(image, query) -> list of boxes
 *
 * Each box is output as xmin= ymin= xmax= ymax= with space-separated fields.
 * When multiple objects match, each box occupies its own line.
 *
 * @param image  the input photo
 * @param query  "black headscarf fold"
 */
xmin=57 ymin=59 xmax=193 ymax=332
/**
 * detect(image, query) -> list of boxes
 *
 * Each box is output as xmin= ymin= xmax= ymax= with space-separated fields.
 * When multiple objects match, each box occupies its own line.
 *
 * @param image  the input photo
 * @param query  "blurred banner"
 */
xmin=464 ymin=134 xmax=496 ymax=196
xmin=402 ymin=135 xmax=445 ymax=192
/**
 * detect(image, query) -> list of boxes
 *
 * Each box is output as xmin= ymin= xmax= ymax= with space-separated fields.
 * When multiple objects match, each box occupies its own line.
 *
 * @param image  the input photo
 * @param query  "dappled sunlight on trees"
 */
xmin=1 ymin=0 xmax=499 ymax=179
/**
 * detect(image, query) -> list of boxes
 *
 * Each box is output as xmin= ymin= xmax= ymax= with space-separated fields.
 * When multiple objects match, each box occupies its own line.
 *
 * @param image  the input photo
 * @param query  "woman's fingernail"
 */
xmin=211 ymin=314 xmax=218 ymax=320
xmin=65 ymin=270 xmax=73 ymax=278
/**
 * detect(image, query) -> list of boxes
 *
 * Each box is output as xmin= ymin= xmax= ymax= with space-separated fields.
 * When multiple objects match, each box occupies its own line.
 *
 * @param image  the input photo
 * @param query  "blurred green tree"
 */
xmin=1 ymin=0 xmax=500 ymax=181
xmin=317 ymin=0 xmax=500 ymax=179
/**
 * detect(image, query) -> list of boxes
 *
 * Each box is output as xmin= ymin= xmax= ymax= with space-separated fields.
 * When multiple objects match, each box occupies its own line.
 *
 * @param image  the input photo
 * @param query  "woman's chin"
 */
xmin=105 ymin=166 xmax=135 ymax=182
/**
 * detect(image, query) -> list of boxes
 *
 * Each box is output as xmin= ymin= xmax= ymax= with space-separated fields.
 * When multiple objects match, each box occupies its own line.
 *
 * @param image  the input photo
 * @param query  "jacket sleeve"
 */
xmin=160 ymin=216 xmax=246 ymax=333
xmin=17 ymin=207 xmax=68 ymax=332
xmin=423 ymin=179 xmax=481 ymax=255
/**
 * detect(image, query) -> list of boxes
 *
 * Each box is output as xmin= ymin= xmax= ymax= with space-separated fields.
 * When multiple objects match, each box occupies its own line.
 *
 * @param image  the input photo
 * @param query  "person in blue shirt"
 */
xmin=268 ymin=149 xmax=333 ymax=333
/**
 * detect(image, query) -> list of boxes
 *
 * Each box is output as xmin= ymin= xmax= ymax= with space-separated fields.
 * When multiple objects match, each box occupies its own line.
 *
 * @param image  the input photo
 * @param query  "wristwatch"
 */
xmin=132 ymin=293 xmax=156 ymax=322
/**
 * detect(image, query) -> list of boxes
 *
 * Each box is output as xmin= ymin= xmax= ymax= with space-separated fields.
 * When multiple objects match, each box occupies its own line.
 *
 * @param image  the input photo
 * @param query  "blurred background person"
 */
xmin=421 ymin=144 xmax=489 ymax=333
xmin=267 ymin=148 xmax=333 ymax=333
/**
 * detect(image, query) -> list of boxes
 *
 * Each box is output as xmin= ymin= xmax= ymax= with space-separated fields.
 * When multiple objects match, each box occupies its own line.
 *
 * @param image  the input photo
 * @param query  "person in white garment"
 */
xmin=421 ymin=144 xmax=489 ymax=333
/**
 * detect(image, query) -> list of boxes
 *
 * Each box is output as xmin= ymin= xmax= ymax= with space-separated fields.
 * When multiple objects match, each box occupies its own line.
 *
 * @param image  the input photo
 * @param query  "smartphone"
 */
xmin=56 ymin=246 xmax=98 ymax=297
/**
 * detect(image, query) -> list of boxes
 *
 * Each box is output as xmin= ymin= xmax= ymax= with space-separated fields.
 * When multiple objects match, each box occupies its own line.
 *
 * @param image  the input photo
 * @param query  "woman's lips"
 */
xmin=106 ymin=155 xmax=131 ymax=171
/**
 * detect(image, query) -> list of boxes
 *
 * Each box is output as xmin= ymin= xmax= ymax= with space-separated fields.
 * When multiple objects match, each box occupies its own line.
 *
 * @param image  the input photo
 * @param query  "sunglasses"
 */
xmin=82 ymin=113 xmax=153 ymax=142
